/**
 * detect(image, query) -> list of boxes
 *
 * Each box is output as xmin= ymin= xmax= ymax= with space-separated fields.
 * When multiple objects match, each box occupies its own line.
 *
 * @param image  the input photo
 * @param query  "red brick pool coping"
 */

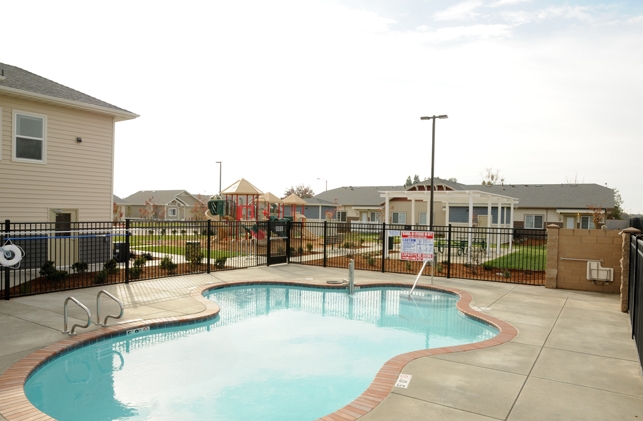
xmin=0 ymin=280 xmax=517 ymax=421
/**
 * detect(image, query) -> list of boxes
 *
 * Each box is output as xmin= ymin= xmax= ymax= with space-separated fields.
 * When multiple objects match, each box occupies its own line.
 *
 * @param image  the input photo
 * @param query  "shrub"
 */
xmin=405 ymin=261 xmax=412 ymax=271
xmin=171 ymin=229 xmax=177 ymax=235
xmin=39 ymin=261 xmax=68 ymax=284
xmin=160 ymin=228 xmax=167 ymax=236
xmin=129 ymin=267 xmax=142 ymax=280
xmin=366 ymin=255 xmax=375 ymax=266
xmin=297 ymin=246 xmax=304 ymax=255
xmin=503 ymin=269 xmax=511 ymax=278
xmin=306 ymin=243 xmax=313 ymax=253
xmin=71 ymin=261 xmax=88 ymax=274
xmin=143 ymin=253 xmax=154 ymax=260
xmin=160 ymin=256 xmax=178 ymax=274
xmin=148 ymin=229 xmax=155 ymax=235
xmin=186 ymin=242 xmax=203 ymax=265
xmin=181 ymin=229 xmax=187 ymax=235
xmin=134 ymin=256 xmax=147 ymax=268
xmin=483 ymin=262 xmax=493 ymax=271
xmin=436 ymin=262 xmax=443 ymax=273
xmin=214 ymin=257 xmax=227 ymax=269
xmin=94 ymin=270 xmax=108 ymax=284
xmin=104 ymin=259 xmax=119 ymax=275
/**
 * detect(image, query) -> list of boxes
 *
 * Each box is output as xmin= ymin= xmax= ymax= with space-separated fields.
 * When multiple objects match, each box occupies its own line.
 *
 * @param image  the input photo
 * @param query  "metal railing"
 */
xmin=629 ymin=234 xmax=643 ymax=370
xmin=292 ymin=222 xmax=546 ymax=286
xmin=1 ymin=218 xmax=547 ymax=299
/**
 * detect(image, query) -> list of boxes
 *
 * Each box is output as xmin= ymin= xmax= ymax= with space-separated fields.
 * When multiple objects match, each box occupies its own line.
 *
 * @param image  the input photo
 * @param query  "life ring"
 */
xmin=0 ymin=244 xmax=23 ymax=267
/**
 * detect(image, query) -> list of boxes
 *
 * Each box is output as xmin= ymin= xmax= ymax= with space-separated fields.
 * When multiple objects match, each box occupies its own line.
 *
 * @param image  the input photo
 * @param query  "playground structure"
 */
xmin=204 ymin=178 xmax=317 ymax=243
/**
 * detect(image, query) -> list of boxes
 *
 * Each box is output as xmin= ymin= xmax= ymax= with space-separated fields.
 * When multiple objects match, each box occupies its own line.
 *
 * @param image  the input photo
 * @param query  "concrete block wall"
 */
xmin=546 ymin=225 xmax=622 ymax=294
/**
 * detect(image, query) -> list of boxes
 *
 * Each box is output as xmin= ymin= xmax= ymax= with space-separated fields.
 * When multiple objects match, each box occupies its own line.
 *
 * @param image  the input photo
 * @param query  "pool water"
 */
xmin=25 ymin=285 xmax=497 ymax=421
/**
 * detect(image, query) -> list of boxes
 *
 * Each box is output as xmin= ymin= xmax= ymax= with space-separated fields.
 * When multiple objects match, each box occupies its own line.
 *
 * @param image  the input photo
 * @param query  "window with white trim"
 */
xmin=392 ymin=212 xmax=406 ymax=224
xmin=337 ymin=211 xmax=347 ymax=222
xmin=419 ymin=212 xmax=427 ymax=225
xmin=13 ymin=111 xmax=46 ymax=162
xmin=168 ymin=208 xmax=178 ymax=217
xmin=580 ymin=216 xmax=595 ymax=229
xmin=524 ymin=214 xmax=544 ymax=229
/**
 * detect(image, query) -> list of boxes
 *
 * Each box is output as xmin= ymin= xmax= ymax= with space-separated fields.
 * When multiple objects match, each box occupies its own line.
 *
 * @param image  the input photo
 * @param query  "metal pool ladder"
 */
xmin=96 ymin=290 xmax=124 ymax=326
xmin=62 ymin=297 xmax=92 ymax=335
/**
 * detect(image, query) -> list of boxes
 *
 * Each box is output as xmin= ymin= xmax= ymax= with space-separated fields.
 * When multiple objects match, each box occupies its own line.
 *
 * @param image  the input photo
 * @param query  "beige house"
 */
xmin=122 ymin=190 xmax=207 ymax=221
xmin=0 ymin=62 xmax=138 ymax=224
xmin=314 ymin=178 xmax=615 ymax=230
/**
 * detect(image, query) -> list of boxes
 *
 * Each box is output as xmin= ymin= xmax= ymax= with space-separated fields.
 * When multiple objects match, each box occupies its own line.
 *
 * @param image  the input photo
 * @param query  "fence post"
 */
xmin=381 ymin=223 xmax=386 ymax=273
xmin=323 ymin=221 xmax=327 ymax=268
xmin=266 ymin=219 xmax=272 ymax=266
xmin=621 ymin=228 xmax=641 ymax=312
xmin=207 ymin=220 xmax=211 ymax=273
xmin=447 ymin=224 xmax=452 ymax=279
xmin=286 ymin=219 xmax=291 ymax=263
xmin=125 ymin=219 xmax=130 ymax=283
xmin=545 ymin=224 xmax=560 ymax=289
xmin=3 ymin=220 xmax=10 ymax=300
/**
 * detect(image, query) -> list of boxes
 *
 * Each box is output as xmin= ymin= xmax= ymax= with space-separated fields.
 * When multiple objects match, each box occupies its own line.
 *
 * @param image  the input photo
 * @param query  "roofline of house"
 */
xmin=0 ymin=85 xmax=139 ymax=121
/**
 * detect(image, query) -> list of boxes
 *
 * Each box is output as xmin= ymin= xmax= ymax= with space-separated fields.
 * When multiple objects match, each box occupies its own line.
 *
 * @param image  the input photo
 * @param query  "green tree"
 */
xmin=610 ymin=189 xmax=624 ymax=220
xmin=404 ymin=176 xmax=412 ymax=188
xmin=283 ymin=184 xmax=315 ymax=198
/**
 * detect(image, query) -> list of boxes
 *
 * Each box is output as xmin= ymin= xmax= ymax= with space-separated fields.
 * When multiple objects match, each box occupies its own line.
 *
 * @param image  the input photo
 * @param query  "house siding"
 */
xmin=0 ymin=95 xmax=115 ymax=222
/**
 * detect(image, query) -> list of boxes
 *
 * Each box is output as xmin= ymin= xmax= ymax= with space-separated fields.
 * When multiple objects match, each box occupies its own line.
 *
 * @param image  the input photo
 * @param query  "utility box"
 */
xmin=113 ymin=242 xmax=130 ymax=263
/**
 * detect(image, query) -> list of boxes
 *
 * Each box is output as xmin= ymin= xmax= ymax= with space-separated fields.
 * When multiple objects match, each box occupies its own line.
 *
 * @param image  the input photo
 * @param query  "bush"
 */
xmin=134 ymin=256 xmax=147 ymax=268
xmin=181 ymin=229 xmax=187 ymax=235
xmin=39 ymin=261 xmax=69 ymax=284
xmin=436 ymin=262 xmax=443 ymax=273
xmin=405 ymin=261 xmax=412 ymax=271
xmin=483 ymin=262 xmax=493 ymax=271
xmin=171 ymin=229 xmax=177 ymax=235
xmin=214 ymin=257 xmax=227 ymax=269
xmin=104 ymin=259 xmax=119 ymax=275
xmin=306 ymin=243 xmax=313 ymax=253
xmin=143 ymin=253 xmax=154 ymax=260
xmin=503 ymin=269 xmax=511 ymax=278
xmin=160 ymin=256 xmax=178 ymax=274
xmin=297 ymin=246 xmax=304 ymax=255
xmin=129 ymin=267 xmax=142 ymax=280
xmin=95 ymin=269 xmax=108 ymax=284
xmin=366 ymin=255 xmax=375 ymax=266
xmin=160 ymin=228 xmax=167 ymax=236
xmin=71 ymin=261 xmax=88 ymax=274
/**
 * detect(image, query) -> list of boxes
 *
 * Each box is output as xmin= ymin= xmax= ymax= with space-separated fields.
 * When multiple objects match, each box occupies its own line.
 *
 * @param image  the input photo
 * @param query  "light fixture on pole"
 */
xmin=216 ymin=161 xmax=222 ymax=195
xmin=420 ymin=115 xmax=448 ymax=231
xmin=317 ymin=178 xmax=328 ymax=191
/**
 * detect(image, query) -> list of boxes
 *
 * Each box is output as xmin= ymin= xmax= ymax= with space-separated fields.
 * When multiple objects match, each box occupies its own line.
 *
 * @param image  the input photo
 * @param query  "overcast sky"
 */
xmin=4 ymin=0 xmax=642 ymax=213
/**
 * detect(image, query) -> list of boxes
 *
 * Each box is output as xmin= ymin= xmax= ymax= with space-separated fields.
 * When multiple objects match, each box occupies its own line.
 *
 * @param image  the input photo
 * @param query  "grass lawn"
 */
xmin=134 ymin=246 xmax=239 ymax=259
xmin=484 ymin=245 xmax=546 ymax=271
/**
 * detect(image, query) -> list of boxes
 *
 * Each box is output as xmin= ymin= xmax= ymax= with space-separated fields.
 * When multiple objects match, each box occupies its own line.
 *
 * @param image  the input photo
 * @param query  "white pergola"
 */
xmin=380 ymin=189 xmax=519 ymax=258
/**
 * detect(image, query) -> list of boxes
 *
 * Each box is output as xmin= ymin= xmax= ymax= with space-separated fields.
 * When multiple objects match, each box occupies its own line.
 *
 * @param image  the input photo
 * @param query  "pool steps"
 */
xmin=62 ymin=290 xmax=124 ymax=335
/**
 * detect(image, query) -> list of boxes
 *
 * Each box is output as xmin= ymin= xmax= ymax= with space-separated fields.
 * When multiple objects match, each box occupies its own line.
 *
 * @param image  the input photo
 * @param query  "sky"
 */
xmin=3 ymin=0 xmax=642 ymax=213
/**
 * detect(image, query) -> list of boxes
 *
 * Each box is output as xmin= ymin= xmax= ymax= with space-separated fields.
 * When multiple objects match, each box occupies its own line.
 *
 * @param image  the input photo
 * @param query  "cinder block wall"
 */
xmin=546 ymin=226 xmax=622 ymax=293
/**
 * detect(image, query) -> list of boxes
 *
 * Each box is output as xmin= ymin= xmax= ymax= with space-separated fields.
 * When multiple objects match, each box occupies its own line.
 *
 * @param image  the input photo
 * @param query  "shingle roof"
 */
xmin=459 ymin=183 xmax=615 ymax=209
xmin=315 ymin=182 xmax=614 ymax=210
xmin=0 ymin=62 xmax=137 ymax=119
xmin=123 ymin=190 xmax=192 ymax=205
xmin=315 ymin=186 xmax=406 ymax=206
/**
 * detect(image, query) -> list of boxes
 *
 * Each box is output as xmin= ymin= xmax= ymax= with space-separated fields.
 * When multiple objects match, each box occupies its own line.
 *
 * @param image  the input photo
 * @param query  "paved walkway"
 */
xmin=1 ymin=266 xmax=642 ymax=420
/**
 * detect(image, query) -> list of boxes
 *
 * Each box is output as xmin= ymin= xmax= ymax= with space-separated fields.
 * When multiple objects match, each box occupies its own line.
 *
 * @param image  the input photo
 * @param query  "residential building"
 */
xmin=0 ymin=62 xmax=138 ymax=223
xmin=122 ymin=190 xmax=207 ymax=220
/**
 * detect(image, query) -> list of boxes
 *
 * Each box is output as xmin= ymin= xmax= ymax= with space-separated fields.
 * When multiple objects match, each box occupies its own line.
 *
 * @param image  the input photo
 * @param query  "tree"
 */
xmin=283 ymin=184 xmax=315 ymax=198
xmin=481 ymin=168 xmax=505 ymax=186
xmin=587 ymin=205 xmax=605 ymax=229
xmin=404 ymin=175 xmax=422 ymax=187
xmin=139 ymin=197 xmax=165 ymax=220
xmin=191 ymin=194 xmax=208 ymax=221
xmin=448 ymin=177 xmax=458 ymax=183
xmin=404 ymin=176 xmax=412 ymax=188
xmin=610 ymin=189 xmax=624 ymax=220
xmin=413 ymin=174 xmax=421 ymax=184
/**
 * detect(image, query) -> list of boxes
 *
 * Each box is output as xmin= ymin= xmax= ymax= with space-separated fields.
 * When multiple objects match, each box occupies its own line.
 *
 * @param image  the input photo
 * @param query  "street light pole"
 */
xmin=216 ymin=161 xmax=222 ymax=195
xmin=420 ymin=115 xmax=448 ymax=231
xmin=317 ymin=178 xmax=327 ymax=191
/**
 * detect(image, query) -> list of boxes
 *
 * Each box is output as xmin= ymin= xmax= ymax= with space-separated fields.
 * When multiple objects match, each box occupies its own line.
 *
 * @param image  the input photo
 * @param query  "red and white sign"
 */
xmin=400 ymin=231 xmax=434 ymax=261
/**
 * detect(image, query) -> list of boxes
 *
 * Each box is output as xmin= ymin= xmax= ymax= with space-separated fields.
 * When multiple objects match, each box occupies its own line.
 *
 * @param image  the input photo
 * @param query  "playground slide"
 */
xmin=300 ymin=227 xmax=317 ymax=240
xmin=204 ymin=210 xmax=221 ymax=221
xmin=242 ymin=224 xmax=267 ymax=240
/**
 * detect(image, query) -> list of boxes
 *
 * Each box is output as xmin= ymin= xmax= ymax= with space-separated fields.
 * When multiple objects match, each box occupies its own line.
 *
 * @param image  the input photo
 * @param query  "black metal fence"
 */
xmin=629 ymin=234 xmax=643 ymax=369
xmin=631 ymin=218 xmax=643 ymax=231
xmin=1 ymin=219 xmax=547 ymax=300
xmin=290 ymin=222 xmax=546 ymax=285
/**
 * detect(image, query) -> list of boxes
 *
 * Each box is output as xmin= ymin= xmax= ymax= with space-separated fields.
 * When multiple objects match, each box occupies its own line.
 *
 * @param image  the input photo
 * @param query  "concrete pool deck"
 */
xmin=0 ymin=265 xmax=642 ymax=420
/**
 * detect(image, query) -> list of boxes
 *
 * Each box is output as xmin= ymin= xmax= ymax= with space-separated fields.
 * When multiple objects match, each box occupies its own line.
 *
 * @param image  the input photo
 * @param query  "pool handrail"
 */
xmin=96 ymin=290 xmax=124 ymax=326
xmin=62 ymin=297 xmax=92 ymax=335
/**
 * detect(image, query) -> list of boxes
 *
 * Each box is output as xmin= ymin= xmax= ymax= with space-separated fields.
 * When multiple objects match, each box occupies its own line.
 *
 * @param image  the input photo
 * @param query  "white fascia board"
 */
xmin=0 ymin=86 xmax=139 ymax=121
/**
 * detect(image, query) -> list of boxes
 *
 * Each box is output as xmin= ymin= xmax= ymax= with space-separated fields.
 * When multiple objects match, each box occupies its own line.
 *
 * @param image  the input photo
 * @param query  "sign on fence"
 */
xmin=400 ymin=231 xmax=434 ymax=261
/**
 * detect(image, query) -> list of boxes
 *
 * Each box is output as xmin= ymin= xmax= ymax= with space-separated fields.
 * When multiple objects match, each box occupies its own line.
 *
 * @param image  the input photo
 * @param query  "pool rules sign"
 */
xmin=400 ymin=231 xmax=434 ymax=261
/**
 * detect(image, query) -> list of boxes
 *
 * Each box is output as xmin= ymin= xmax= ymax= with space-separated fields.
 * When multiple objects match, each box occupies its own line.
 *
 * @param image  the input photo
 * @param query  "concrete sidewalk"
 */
xmin=1 ymin=266 xmax=642 ymax=420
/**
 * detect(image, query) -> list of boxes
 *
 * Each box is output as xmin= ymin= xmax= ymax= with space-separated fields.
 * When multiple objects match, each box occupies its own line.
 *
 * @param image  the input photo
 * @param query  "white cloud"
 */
xmin=418 ymin=24 xmax=513 ymax=42
xmin=433 ymin=1 xmax=484 ymax=21
xmin=488 ymin=0 xmax=532 ymax=7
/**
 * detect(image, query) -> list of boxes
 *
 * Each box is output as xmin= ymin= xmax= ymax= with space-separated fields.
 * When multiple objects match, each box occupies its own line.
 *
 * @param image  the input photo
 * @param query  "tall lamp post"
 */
xmin=317 ymin=178 xmax=328 ymax=191
xmin=216 ymin=161 xmax=222 ymax=195
xmin=420 ymin=115 xmax=448 ymax=231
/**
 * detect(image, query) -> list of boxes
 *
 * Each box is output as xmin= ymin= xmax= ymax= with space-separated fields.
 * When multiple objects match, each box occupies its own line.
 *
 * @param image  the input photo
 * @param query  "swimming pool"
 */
xmin=24 ymin=284 xmax=498 ymax=421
